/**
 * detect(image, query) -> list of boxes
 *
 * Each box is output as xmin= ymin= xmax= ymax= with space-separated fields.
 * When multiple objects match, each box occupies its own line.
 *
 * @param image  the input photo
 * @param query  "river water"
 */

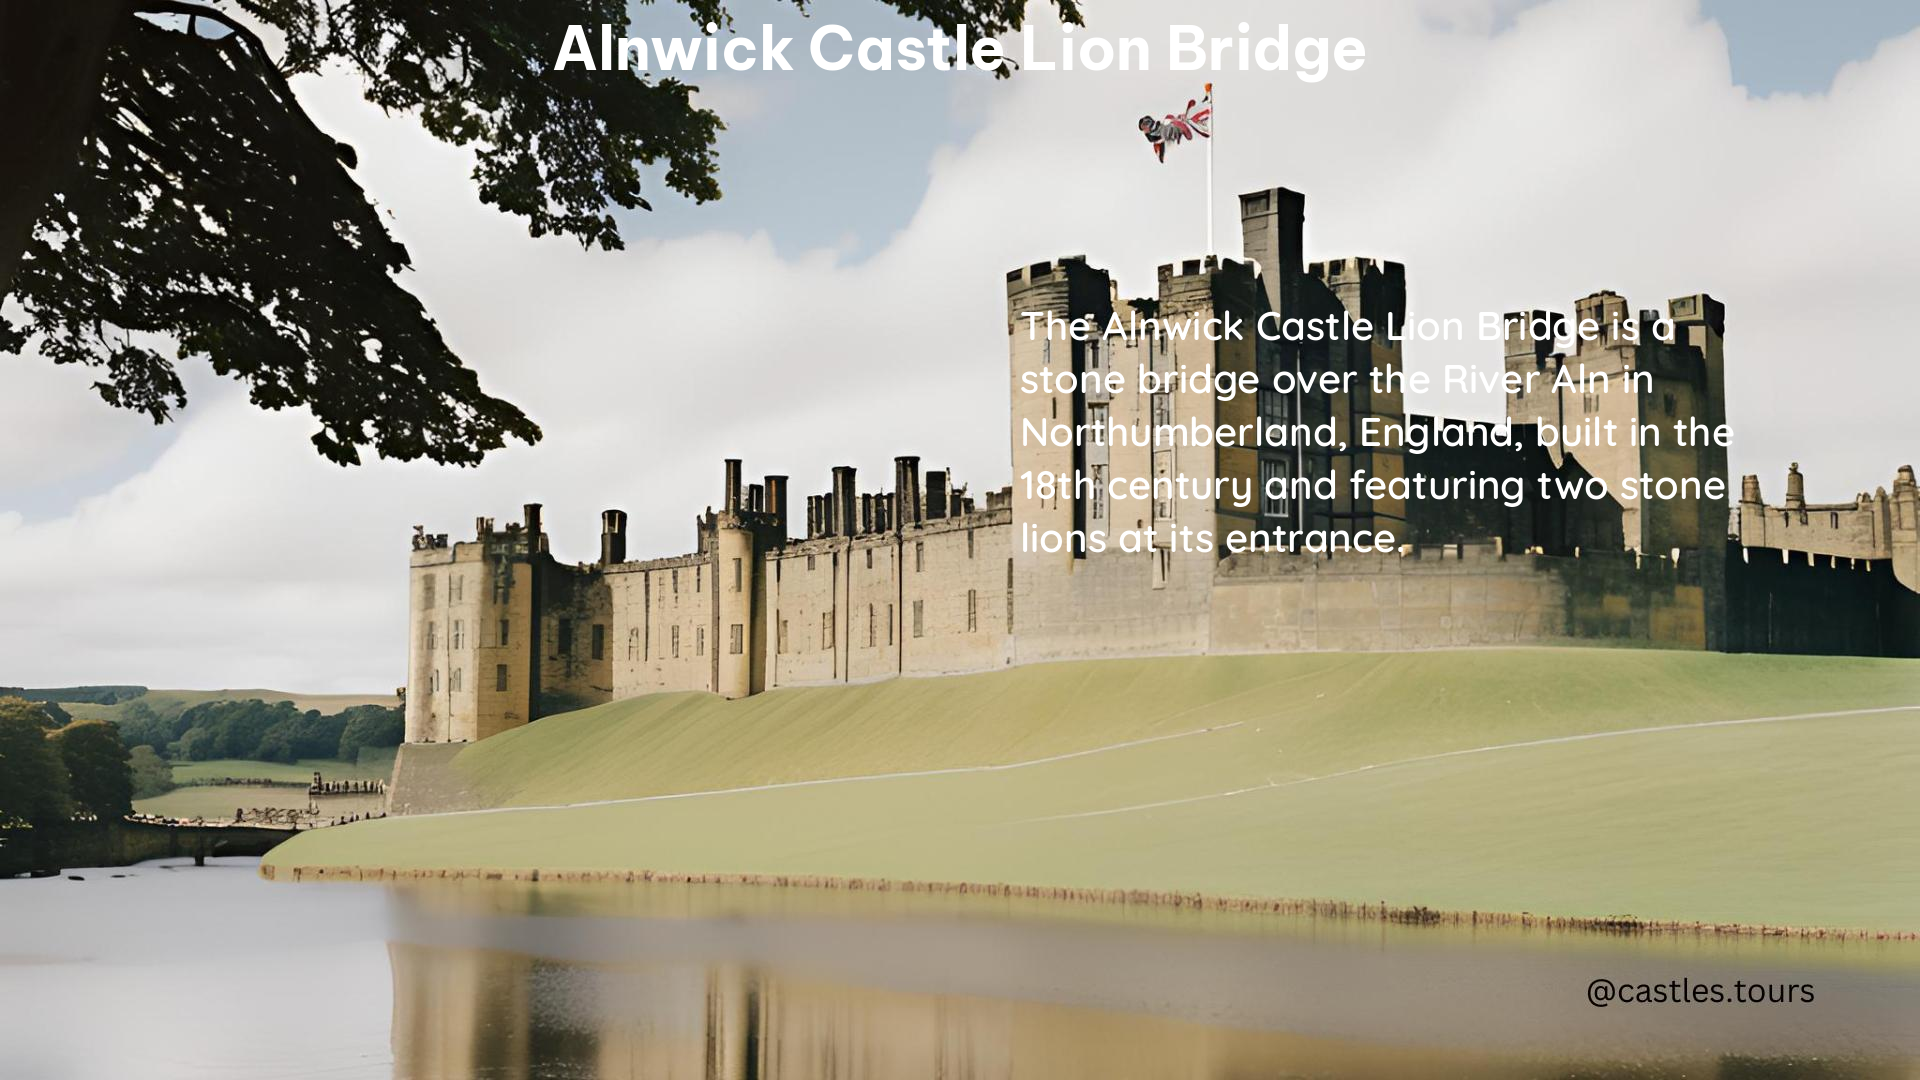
xmin=2 ymin=857 xmax=1916 ymax=1078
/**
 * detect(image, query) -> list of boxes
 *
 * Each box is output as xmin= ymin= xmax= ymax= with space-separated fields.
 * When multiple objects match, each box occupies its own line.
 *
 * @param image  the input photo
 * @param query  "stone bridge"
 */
xmin=0 ymin=819 xmax=296 ymax=877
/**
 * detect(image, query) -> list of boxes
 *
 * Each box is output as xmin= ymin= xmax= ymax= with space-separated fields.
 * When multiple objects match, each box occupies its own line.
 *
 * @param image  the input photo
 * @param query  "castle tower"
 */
xmin=1893 ymin=465 xmax=1919 ymax=591
xmin=405 ymin=507 xmax=545 ymax=744
xmin=1006 ymin=256 xmax=1110 ymax=568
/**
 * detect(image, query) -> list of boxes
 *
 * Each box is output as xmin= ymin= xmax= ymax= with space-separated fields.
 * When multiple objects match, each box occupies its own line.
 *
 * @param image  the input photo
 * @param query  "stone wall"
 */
xmin=1211 ymin=543 xmax=1711 ymax=653
xmin=1725 ymin=544 xmax=1920 ymax=657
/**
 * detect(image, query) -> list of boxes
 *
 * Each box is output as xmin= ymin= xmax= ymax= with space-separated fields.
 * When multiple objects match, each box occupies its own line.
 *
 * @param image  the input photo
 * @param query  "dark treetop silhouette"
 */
xmin=0 ymin=0 xmax=1077 ymax=466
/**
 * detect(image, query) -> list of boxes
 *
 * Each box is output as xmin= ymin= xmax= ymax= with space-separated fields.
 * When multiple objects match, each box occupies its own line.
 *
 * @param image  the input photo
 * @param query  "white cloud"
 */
xmin=1 ymin=0 xmax=1914 ymax=689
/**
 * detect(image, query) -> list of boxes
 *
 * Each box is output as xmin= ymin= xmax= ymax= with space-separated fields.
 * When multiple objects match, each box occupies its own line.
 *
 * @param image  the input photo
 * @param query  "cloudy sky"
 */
xmin=3 ymin=0 xmax=1916 ymax=691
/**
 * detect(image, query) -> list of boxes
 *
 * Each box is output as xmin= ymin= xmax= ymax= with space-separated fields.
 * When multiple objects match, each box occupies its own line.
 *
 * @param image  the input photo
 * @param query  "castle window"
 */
xmin=671 ymin=625 xmax=681 ymax=658
xmin=1831 ymin=512 xmax=1840 ymax=528
xmin=558 ymin=619 xmax=574 ymax=656
xmin=429 ymin=669 xmax=439 ymax=694
xmin=729 ymin=623 xmax=743 ymax=655
xmin=1006 ymin=559 xmax=1015 ymax=632
xmin=696 ymin=564 xmax=703 ymax=592
xmin=628 ymin=628 xmax=640 ymax=660
xmin=591 ymin=623 xmax=605 ymax=660
xmin=1261 ymin=459 xmax=1292 ymax=519
xmin=807 ymin=554 xmax=816 ymax=571
xmin=1152 ymin=548 xmax=1172 ymax=589
xmin=733 ymin=558 xmax=743 ymax=592
xmin=968 ymin=529 xmax=976 ymax=558
xmin=422 ymin=575 xmax=436 ymax=610
xmin=1151 ymin=391 xmax=1173 ymax=430
xmin=451 ymin=575 xmax=463 ymax=603
xmin=821 ymin=611 xmax=834 ymax=649
xmin=499 ymin=619 xmax=510 ymax=647
xmin=866 ymin=548 xmax=874 ymax=570
xmin=450 ymin=668 xmax=463 ymax=692
xmin=697 ymin=626 xmax=705 ymax=656
xmin=913 ymin=599 xmax=924 ymax=638
xmin=1152 ymin=450 xmax=1176 ymax=522
xmin=1088 ymin=403 xmax=1109 ymax=446
xmin=452 ymin=620 xmax=464 ymax=649
xmin=967 ymin=590 xmax=978 ymax=632
xmin=426 ymin=621 xmax=437 ymax=650
xmin=915 ymin=542 xmax=925 ymax=572
xmin=778 ymin=618 xmax=788 ymax=654
xmin=1090 ymin=465 xmax=1108 ymax=521
xmin=672 ymin=569 xmax=680 ymax=593
xmin=887 ymin=603 xmax=894 ymax=645
xmin=495 ymin=665 xmax=508 ymax=691
xmin=867 ymin=604 xmax=876 ymax=647
xmin=1259 ymin=386 xmax=1291 ymax=425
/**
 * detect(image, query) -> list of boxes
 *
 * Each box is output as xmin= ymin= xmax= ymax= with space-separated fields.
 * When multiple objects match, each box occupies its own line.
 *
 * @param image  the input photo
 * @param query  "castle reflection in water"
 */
xmin=387 ymin=940 xmax=1914 ymax=1080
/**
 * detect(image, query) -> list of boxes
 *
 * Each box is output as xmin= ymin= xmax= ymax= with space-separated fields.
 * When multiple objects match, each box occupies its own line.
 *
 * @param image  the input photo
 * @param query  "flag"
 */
xmin=1138 ymin=86 xmax=1212 ymax=163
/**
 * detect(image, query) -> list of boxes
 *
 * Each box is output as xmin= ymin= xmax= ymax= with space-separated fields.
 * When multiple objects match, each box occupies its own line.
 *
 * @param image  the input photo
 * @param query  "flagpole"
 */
xmin=1205 ymin=81 xmax=1214 ymax=260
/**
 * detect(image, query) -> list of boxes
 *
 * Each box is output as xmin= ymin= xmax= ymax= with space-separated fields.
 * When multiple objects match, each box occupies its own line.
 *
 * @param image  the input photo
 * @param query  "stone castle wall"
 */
xmin=400 ymin=183 xmax=1913 ymax=746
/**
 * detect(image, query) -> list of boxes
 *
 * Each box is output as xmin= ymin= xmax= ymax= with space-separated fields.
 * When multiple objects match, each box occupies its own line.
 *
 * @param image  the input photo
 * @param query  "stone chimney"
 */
xmin=832 ymin=467 xmax=857 ymax=539
xmin=723 ymin=458 xmax=743 ymax=514
xmin=600 ymin=509 xmax=627 ymax=565
xmin=765 ymin=475 xmax=788 ymax=539
xmin=523 ymin=503 xmax=543 ymax=553
xmin=925 ymin=470 xmax=949 ymax=520
xmin=893 ymin=456 xmax=922 ymax=531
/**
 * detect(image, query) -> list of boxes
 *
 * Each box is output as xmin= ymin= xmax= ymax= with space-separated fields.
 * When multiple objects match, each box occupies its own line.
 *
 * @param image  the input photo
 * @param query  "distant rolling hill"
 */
xmin=53 ymin=687 xmax=397 ymax=722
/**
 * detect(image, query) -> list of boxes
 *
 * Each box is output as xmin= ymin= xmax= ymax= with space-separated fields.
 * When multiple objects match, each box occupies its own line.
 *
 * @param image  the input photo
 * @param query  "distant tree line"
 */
xmin=0 ymin=696 xmax=134 ymax=828
xmin=0 ymin=685 xmax=147 ymax=706
xmin=118 ymin=699 xmax=403 ymax=765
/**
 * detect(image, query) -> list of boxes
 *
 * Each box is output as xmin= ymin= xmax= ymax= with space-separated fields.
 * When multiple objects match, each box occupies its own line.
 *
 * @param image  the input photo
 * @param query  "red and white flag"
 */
xmin=1138 ymin=85 xmax=1213 ymax=163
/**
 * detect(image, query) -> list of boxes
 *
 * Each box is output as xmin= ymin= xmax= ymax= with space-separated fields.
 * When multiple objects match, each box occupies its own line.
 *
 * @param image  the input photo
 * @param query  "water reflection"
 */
xmin=385 ymin=882 xmax=1920 ymax=1080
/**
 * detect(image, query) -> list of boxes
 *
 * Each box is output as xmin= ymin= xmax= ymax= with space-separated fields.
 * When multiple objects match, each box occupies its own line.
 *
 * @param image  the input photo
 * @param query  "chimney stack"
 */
xmin=600 ymin=509 xmax=628 ymax=565
xmin=925 ymin=470 xmax=949 ymax=520
xmin=523 ymin=503 xmax=544 ymax=553
xmin=893 ymin=456 xmax=922 ymax=532
xmin=832 ymin=467 xmax=857 ymax=539
xmin=765 ymin=475 xmax=788 ymax=540
xmin=724 ymin=459 xmax=743 ymax=513
xmin=860 ymin=493 xmax=874 ymax=535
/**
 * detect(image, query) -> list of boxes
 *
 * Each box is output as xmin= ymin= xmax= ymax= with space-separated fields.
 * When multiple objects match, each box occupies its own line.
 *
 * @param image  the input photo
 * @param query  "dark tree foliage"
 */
xmin=129 ymin=745 xmax=176 ymax=799
xmin=117 ymin=696 xmax=399 ymax=764
xmin=51 ymin=721 xmax=135 ymax=819
xmin=0 ymin=698 xmax=72 ymax=827
xmin=2 ymin=0 xmax=1075 ymax=465
xmin=1 ymin=14 xmax=540 ymax=466
xmin=336 ymin=704 xmax=404 ymax=762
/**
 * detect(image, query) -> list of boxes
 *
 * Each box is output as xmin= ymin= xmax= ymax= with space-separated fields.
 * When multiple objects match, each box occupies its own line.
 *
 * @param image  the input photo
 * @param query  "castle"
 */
xmin=404 ymin=186 xmax=1920 ymax=744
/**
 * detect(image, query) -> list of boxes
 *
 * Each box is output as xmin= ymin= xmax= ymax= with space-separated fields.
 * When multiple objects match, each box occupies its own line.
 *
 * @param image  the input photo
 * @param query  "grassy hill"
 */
xmin=265 ymin=650 xmax=1920 ymax=931
xmin=62 ymin=687 xmax=397 ymax=722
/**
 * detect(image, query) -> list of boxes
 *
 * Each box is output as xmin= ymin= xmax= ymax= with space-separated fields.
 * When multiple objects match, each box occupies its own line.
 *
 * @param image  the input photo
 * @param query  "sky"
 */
xmin=2 ymin=0 xmax=1917 ymax=691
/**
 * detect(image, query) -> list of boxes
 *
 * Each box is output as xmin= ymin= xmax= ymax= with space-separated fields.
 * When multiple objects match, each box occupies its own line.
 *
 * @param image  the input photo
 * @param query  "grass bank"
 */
xmin=265 ymin=650 xmax=1920 ymax=932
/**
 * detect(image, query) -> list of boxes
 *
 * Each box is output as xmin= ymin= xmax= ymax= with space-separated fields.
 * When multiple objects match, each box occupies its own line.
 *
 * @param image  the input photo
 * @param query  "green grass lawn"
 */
xmin=265 ymin=650 xmax=1920 ymax=931
xmin=135 ymin=785 xmax=385 ymax=820
xmin=166 ymin=752 xmax=395 ymax=786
